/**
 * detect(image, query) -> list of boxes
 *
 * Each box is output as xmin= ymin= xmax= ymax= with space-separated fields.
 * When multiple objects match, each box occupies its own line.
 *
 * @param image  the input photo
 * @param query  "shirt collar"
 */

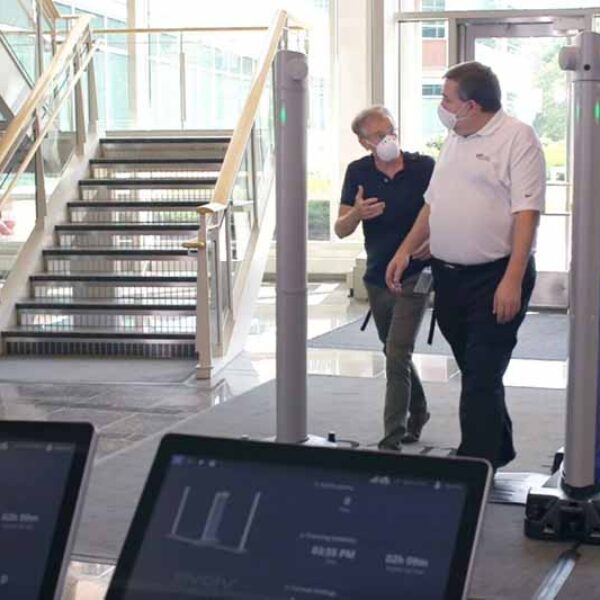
xmin=472 ymin=109 xmax=506 ymax=137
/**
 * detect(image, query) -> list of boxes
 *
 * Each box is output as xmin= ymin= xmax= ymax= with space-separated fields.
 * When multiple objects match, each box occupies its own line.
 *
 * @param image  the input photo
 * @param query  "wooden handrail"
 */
xmin=94 ymin=23 xmax=307 ymax=35
xmin=0 ymin=39 xmax=98 ymax=211
xmin=96 ymin=26 xmax=271 ymax=34
xmin=40 ymin=0 xmax=60 ymax=22
xmin=0 ymin=15 xmax=91 ymax=172
xmin=212 ymin=9 xmax=290 ymax=206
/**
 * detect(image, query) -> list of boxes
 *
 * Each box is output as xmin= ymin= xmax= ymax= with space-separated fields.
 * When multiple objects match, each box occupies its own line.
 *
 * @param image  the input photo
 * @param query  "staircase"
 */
xmin=3 ymin=135 xmax=230 ymax=358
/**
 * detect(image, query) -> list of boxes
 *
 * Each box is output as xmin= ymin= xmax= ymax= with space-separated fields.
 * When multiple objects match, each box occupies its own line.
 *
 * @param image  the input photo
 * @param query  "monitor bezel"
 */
xmin=0 ymin=420 xmax=96 ymax=600
xmin=107 ymin=434 xmax=492 ymax=600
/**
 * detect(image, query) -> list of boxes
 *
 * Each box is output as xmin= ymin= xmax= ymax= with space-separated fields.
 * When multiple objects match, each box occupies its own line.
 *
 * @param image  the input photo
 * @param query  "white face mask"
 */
xmin=373 ymin=134 xmax=400 ymax=162
xmin=437 ymin=102 xmax=469 ymax=131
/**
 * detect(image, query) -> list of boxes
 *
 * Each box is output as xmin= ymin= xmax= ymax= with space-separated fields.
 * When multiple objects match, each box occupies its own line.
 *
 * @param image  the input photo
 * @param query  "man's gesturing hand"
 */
xmin=354 ymin=185 xmax=385 ymax=221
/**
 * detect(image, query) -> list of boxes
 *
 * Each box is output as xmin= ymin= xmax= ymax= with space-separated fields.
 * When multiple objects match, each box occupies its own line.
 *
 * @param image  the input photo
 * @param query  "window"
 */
xmin=405 ymin=0 xmax=600 ymax=9
xmin=422 ymin=83 xmax=443 ymax=96
xmin=421 ymin=0 xmax=445 ymax=10
xmin=422 ymin=21 xmax=446 ymax=39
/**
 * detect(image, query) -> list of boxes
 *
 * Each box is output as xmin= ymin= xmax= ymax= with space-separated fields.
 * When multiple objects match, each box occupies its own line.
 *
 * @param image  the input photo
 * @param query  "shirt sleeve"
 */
xmin=340 ymin=164 xmax=357 ymax=207
xmin=424 ymin=145 xmax=444 ymax=206
xmin=423 ymin=156 xmax=435 ymax=191
xmin=509 ymin=125 xmax=546 ymax=213
xmin=424 ymin=172 xmax=435 ymax=206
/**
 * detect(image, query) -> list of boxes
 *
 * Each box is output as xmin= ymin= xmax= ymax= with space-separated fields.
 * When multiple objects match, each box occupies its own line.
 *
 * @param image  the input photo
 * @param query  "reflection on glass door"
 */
xmin=399 ymin=20 xmax=449 ymax=156
xmin=474 ymin=36 xmax=569 ymax=270
xmin=398 ymin=16 xmax=586 ymax=307
xmin=463 ymin=23 xmax=582 ymax=309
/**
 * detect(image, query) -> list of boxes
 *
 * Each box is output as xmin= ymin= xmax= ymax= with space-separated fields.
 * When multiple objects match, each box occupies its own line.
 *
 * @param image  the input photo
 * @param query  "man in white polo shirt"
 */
xmin=385 ymin=61 xmax=545 ymax=470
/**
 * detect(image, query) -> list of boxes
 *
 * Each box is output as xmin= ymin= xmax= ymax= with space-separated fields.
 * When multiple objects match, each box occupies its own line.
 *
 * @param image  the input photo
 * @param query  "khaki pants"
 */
xmin=365 ymin=276 xmax=429 ymax=447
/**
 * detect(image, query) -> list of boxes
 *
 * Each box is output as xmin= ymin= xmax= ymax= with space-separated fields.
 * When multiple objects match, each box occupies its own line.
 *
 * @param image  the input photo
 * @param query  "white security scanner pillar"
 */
xmin=525 ymin=31 xmax=600 ymax=544
xmin=560 ymin=31 xmax=600 ymax=495
xmin=275 ymin=49 xmax=309 ymax=444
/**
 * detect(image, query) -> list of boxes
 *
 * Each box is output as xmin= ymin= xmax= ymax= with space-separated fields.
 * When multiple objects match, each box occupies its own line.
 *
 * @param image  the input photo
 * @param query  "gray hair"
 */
xmin=351 ymin=105 xmax=396 ymax=137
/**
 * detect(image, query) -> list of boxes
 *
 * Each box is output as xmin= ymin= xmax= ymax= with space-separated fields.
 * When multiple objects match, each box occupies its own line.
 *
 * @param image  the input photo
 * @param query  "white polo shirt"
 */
xmin=425 ymin=110 xmax=545 ymax=265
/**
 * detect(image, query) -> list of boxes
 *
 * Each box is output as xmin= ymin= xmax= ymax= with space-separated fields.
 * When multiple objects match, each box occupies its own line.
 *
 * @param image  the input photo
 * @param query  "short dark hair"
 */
xmin=444 ymin=61 xmax=502 ymax=113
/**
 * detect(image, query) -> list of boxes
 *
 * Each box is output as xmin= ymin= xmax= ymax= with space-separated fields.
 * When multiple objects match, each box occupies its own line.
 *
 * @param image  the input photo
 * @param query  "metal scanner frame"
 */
xmin=525 ymin=30 xmax=600 ymax=544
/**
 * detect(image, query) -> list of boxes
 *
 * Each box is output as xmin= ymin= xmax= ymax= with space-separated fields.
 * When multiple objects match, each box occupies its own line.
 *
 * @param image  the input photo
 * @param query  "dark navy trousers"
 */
xmin=431 ymin=255 xmax=536 ymax=469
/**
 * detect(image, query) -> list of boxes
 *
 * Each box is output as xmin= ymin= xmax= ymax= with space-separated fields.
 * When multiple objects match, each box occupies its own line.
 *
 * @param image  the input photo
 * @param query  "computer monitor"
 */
xmin=107 ymin=434 xmax=491 ymax=600
xmin=0 ymin=421 xmax=96 ymax=600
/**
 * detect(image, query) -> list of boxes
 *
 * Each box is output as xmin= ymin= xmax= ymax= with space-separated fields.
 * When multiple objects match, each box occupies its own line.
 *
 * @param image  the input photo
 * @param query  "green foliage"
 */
xmin=532 ymin=42 xmax=567 ymax=143
xmin=308 ymin=200 xmax=330 ymax=240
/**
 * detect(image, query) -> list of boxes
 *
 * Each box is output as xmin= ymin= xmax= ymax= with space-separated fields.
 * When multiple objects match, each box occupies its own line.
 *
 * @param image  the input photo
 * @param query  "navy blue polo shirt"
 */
xmin=340 ymin=152 xmax=435 ymax=288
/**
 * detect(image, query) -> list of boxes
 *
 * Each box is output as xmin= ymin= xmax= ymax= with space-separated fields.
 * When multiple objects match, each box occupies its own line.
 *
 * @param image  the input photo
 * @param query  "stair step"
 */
xmin=30 ymin=274 xmax=197 ymax=301
xmin=16 ymin=305 xmax=195 ymax=333
xmin=67 ymin=201 xmax=204 ymax=208
xmin=90 ymin=157 xmax=223 ymax=165
xmin=79 ymin=177 xmax=218 ymax=186
xmin=3 ymin=329 xmax=196 ymax=358
xmin=78 ymin=178 xmax=215 ymax=204
xmin=89 ymin=158 xmax=222 ymax=180
xmin=56 ymin=224 xmax=198 ymax=231
xmin=100 ymin=136 xmax=230 ymax=144
xmin=55 ymin=224 xmax=198 ymax=249
xmin=100 ymin=136 xmax=230 ymax=160
xmin=4 ymin=327 xmax=195 ymax=339
xmin=67 ymin=201 xmax=202 ymax=224
xmin=31 ymin=273 xmax=197 ymax=282
xmin=44 ymin=248 xmax=191 ymax=256
xmin=17 ymin=298 xmax=196 ymax=308
xmin=43 ymin=249 xmax=196 ymax=275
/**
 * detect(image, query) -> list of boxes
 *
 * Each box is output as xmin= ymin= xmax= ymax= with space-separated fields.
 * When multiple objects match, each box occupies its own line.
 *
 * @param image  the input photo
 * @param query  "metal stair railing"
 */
xmin=182 ymin=9 xmax=308 ymax=378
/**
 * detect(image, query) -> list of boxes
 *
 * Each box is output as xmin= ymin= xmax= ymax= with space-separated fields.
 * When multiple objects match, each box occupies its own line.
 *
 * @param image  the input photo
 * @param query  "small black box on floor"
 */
xmin=525 ymin=485 xmax=600 ymax=544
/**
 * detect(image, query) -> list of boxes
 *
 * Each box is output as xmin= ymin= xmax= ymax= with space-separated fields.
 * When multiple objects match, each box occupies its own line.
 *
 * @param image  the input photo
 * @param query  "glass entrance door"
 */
xmin=459 ymin=19 xmax=585 ymax=309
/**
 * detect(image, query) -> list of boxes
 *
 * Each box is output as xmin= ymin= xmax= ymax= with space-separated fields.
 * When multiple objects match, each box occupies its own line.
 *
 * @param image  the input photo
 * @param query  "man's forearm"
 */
xmin=504 ymin=210 xmax=539 ymax=282
xmin=334 ymin=208 xmax=361 ymax=238
xmin=395 ymin=205 xmax=430 ymax=257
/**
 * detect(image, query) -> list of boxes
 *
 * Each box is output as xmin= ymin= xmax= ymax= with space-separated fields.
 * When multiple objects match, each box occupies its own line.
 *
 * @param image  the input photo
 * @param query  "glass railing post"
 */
xmin=212 ymin=222 xmax=223 ymax=353
xmin=179 ymin=32 xmax=186 ymax=129
xmin=86 ymin=38 xmax=98 ymax=134
xmin=73 ymin=48 xmax=86 ymax=152
xmin=249 ymin=125 xmax=258 ymax=224
xmin=195 ymin=213 xmax=213 ymax=378
xmin=32 ymin=113 xmax=46 ymax=220
xmin=224 ymin=206 xmax=233 ymax=313
xmin=35 ymin=0 xmax=44 ymax=76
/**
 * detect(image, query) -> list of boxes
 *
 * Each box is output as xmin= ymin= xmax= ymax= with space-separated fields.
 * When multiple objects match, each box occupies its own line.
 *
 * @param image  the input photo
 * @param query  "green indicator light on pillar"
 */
xmin=280 ymin=105 xmax=287 ymax=124
xmin=595 ymin=101 xmax=600 ymax=124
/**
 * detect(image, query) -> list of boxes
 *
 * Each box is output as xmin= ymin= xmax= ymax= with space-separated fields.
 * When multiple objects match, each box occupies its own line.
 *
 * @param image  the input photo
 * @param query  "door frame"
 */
xmin=396 ymin=8 xmax=599 ymax=310
xmin=458 ymin=17 xmax=588 ymax=310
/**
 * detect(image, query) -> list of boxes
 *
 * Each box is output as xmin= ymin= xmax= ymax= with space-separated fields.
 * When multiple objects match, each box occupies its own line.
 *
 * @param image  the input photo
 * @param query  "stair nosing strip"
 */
xmin=79 ymin=178 xmax=217 ymax=186
xmin=100 ymin=137 xmax=230 ymax=144
xmin=55 ymin=224 xmax=198 ymax=231
xmin=30 ymin=274 xmax=196 ymax=281
xmin=17 ymin=303 xmax=196 ymax=310
xmin=90 ymin=158 xmax=223 ymax=165
xmin=68 ymin=201 xmax=205 ymax=208
xmin=43 ymin=249 xmax=190 ymax=255
xmin=3 ymin=330 xmax=195 ymax=340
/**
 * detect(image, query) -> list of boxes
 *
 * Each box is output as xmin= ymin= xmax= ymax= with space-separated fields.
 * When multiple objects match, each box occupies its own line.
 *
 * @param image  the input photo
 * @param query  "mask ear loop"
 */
xmin=455 ymin=100 xmax=472 ymax=123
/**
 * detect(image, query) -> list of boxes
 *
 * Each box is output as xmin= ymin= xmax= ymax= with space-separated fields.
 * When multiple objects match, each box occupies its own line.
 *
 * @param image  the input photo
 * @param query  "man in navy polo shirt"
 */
xmin=335 ymin=106 xmax=435 ymax=451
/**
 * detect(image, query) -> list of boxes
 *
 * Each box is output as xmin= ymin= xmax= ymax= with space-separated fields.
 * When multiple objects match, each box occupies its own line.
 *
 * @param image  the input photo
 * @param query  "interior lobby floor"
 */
xmin=1 ymin=281 xmax=593 ymax=599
